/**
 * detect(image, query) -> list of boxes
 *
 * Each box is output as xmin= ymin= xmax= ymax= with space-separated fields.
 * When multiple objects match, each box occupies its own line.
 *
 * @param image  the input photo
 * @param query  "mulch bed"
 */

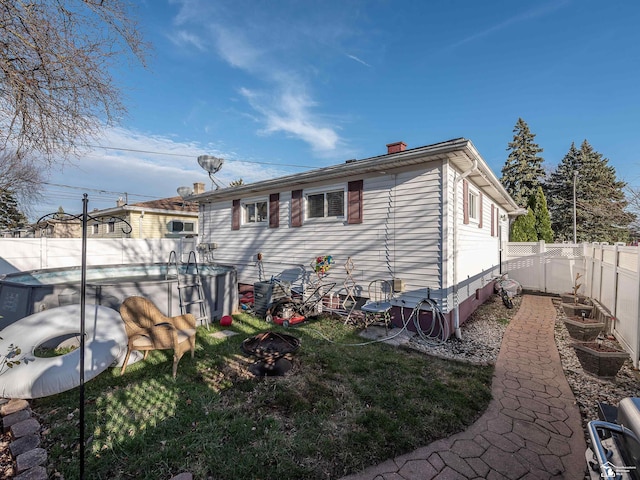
xmin=0 ymin=429 xmax=14 ymax=479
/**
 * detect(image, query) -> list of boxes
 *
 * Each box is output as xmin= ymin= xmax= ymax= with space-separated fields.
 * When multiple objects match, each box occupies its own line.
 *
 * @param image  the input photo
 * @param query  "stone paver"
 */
xmin=340 ymin=295 xmax=587 ymax=479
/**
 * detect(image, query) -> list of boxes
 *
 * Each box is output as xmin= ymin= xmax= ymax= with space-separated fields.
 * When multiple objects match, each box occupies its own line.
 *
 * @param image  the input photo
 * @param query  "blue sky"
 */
xmin=36 ymin=0 xmax=640 ymax=219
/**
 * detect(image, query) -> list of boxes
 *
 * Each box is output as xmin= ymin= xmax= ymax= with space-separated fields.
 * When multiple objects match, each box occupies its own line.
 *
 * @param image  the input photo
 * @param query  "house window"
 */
xmin=468 ymin=191 xmax=479 ymax=221
xmin=92 ymin=224 xmax=99 ymax=235
xmin=243 ymin=200 xmax=268 ymax=224
xmin=307 ymin=190 xmax=344 ymax=219
xmin=107 ymin=221 xmax=115 ymax=233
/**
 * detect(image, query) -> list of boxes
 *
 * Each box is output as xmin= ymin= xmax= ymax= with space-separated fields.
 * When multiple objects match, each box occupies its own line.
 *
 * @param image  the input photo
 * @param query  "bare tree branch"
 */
xmin=0 ymin=151 xmax=45 ymax=217
xmin=0 ymin=0 xmax=148 ymax=161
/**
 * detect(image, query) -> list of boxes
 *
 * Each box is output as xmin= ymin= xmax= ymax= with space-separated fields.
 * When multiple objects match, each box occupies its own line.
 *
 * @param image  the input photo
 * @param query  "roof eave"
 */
xmin=188 ymin=137 xmax=521 ymax=214
xmin=88 ymin=205 xmax=198 ymax=217
xmin=189 ymin=138 xmax=469 ymax=201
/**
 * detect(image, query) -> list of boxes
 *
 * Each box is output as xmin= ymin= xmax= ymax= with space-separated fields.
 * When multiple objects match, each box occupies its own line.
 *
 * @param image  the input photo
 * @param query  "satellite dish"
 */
xmin=177 ymin=186 xmax=193 ymax=198
xmin=197 ymin=155 xmax=227 ymax=190
xmin=197 ymin=155 xmax=224 ymax=174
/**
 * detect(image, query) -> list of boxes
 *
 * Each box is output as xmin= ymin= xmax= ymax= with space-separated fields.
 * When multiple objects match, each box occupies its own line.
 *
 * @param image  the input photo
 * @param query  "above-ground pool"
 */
xmin=0 ymin=263 xmax=238 ymax=329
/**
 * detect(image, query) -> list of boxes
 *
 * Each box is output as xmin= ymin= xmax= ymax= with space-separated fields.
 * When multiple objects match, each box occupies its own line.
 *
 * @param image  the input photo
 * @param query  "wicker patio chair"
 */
xmin=119 ymin=296 xmax=196 ymax=378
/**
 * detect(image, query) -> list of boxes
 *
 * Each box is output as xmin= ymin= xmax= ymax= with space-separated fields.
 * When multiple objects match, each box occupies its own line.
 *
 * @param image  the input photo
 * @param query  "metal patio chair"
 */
xmin=360 ymin=279 xmax=393 ymax=331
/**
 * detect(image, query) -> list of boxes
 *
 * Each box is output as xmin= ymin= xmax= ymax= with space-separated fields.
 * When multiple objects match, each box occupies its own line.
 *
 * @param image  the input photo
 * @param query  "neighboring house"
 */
xmin=88 ymin=194 xmax=200 ymax=240
xmin=33 ymin=218 xmax=83 ymax=238
xmin=1 ymin=227 xmax=35 ymax=238
xmin=32 ymin=183 xmax=204 ymax=239
xmin=190 ymin=138 xmax=524 ymax=332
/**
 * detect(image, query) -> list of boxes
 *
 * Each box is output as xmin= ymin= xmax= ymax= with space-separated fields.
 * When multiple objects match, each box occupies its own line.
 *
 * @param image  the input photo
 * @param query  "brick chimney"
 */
xmin=193 ymin=182 xmax=205 ymax=194
xmin=386 ymin=142 xmax=407 ymax=154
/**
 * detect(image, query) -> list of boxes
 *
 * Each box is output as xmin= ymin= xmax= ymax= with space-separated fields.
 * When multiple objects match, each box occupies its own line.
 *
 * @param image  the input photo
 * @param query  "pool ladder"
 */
xmin=167 ymin=251 xmax=210 ymax=329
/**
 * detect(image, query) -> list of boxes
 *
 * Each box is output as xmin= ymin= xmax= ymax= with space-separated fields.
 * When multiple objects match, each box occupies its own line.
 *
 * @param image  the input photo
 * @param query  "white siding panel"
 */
xmin=443 ymin=163 xmax=503 ymax=312
xmin=198 ymin=165 xmax=445 ymax=307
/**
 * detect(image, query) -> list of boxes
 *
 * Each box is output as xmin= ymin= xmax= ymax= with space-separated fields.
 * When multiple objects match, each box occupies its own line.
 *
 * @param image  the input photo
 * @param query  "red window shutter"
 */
xmin=291 ymin=190 xmax=303 ymax=227
xmin=231 ymin=199 xmax=240 ymax=230
xmin=478 ymin=192 xmax=483 ymax=229
xmin=269 ymin=193 xmax=280 ymax=228
xmin=347 ymin=180 xmax=363 ymax=224
xmin=463 ymin=180 xmax=469 ymax=225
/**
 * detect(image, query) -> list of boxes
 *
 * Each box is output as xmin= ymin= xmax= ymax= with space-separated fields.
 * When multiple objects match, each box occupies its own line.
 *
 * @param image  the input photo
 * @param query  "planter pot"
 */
xmin=563 ymin=316 xmax=605 ymax=341
xmin=572 ymin=342 xmax=629 ymax=379
xmin=561 ymin=302 xmax=594 ymax=318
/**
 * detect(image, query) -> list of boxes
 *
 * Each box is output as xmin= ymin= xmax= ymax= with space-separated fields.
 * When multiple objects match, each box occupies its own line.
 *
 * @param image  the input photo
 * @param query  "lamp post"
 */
xmin=573 ymin=170 xmax=578 ymax=244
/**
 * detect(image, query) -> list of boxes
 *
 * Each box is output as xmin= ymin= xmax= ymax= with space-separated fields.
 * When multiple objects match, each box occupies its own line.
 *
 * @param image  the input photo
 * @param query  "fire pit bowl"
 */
xmin=241 ymin=332 xmax=300 ymax=377
xmin=241 ymin=332 xmax=301 ymax=358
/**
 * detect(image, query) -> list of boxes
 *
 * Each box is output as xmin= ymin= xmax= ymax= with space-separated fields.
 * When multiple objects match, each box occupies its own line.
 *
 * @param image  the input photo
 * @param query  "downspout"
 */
xmin=138 ymin=211 xmax=145 ymax=238
xmin=452 ymin=158 xmax=478 ymax=339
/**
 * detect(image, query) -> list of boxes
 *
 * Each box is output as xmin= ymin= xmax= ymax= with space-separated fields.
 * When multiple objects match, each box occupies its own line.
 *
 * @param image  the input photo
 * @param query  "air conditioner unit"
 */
xmin=197 ymin=242 xmax=218 ymax=251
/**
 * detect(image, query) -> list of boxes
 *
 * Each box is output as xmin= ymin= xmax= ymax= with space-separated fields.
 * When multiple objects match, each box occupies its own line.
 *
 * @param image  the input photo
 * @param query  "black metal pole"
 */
xmin=80 ymin=194 xmax=88 ymax=479
xmin=33 ymin=198 xmax=132 ymax=480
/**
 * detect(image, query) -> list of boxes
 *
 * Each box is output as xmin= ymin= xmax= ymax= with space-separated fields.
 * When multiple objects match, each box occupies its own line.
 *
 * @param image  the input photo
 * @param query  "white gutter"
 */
xmin=452 ymin=158 xmax=478 ymax=339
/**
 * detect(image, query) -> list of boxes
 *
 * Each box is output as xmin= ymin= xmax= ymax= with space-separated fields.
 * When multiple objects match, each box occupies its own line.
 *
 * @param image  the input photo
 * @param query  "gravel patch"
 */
xmin=410 ymin=294 xmax=518 ymax=365
xmin=411 ymin=293 xmax=640 ymax=430
xmin=551 ymin=298 xmax=640 ymax=429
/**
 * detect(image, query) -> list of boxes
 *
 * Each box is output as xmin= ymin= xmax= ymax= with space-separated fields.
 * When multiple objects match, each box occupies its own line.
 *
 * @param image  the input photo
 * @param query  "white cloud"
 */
xmin=168 ymin=30 xmax=207 ymax=51
xmin=346 ymin=54 xmax=371 ymax=67
xmin=447 ymin=1 xmax=570 ymax=50
xmin=168 ymin=1 xmax=344 ymax=155
xmin=213 ymin=27 xmax=262 ymax=71
xmin=239 ymin=88 xmax=340 ymax=153
xmin=34 ymin=126 xmax=289 ymax=219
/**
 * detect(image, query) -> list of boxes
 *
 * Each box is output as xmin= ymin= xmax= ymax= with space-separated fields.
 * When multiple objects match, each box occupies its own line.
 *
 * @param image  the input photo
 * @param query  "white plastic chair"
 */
xmin=360 ymin=280 xmax=393 ymax=331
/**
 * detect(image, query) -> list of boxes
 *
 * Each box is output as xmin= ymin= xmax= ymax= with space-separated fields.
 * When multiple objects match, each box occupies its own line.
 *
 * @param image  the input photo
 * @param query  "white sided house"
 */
xmin=190 ymin=138 xmax=523 ymax=335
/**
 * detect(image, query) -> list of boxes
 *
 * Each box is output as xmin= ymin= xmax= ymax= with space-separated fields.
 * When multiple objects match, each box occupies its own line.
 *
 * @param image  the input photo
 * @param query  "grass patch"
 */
xmin=32 ymin=314 xmax=493 ymax=480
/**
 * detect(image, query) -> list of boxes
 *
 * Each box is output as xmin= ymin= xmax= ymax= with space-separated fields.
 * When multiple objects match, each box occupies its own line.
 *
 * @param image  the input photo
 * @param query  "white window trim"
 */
xmin=241 ymin=197 xmax=269 ymax=227
xmin=468 ymin=189 xmax=479 ymax=223
xmin=304 ymin=185 xmax=346 ymax=223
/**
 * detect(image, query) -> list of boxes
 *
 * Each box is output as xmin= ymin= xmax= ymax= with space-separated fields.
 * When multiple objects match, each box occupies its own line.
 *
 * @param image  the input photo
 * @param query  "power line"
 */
xmin=82 ymin=143 xmax=315 ymax=169
xmin=42 ymin=182 xmax=160 ymax=200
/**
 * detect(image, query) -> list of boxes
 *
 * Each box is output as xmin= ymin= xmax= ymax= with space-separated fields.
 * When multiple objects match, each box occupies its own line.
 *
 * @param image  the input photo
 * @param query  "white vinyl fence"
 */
xmin=0 ymin=237 xmax=198 ymax=276
xmin=4 ymin=238 xmax=639 ymax=366
xmin=504 ymin=241 xmax=640 ymax=367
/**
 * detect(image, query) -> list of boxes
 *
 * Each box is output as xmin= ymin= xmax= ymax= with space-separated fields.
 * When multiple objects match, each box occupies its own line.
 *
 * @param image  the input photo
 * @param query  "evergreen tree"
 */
xmin=528 ymin=186 xmax=553 ymax=242
xmin=0 ymin=189 xmax=28 ymax=229
xmin=545 ymin=142 xmax=579 ymax=241
xmin=546 ymin=141 xmax=634 ymax=242
xmin=510 ymin=207 xmax=537 ymax=242
xmin=501 ymin=118 xmax=545 ymax=208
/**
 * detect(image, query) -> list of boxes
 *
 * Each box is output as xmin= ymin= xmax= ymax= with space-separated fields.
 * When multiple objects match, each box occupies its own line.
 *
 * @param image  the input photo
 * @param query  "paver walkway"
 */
xmin=341 ymin=295 xmax=587 ymax=479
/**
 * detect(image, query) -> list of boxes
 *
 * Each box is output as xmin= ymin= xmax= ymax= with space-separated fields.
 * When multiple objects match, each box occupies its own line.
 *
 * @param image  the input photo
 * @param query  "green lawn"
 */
xmin=32 ymin=313 xmax=493 ymax=480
